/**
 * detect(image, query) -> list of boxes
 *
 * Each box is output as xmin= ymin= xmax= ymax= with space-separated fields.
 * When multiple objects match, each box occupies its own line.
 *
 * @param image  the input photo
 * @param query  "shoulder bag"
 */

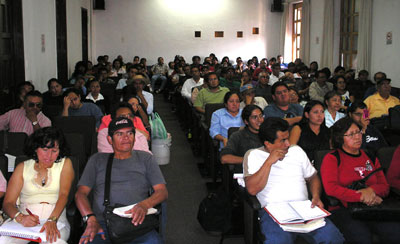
xmin=103 ymin=153 xmax=159 ymax=243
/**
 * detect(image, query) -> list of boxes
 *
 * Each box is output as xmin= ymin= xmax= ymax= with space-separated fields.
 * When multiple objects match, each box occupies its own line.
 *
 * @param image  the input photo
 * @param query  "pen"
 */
xmin=26 ymin=208 xmax=40 ymax=224
xmin=81 ymin=232 xmax=106 ymax=238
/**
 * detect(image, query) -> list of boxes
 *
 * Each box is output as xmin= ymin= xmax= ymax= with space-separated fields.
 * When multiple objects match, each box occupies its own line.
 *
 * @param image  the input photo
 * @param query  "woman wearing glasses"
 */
xmin=348 ymin=101 xmax=387 ymax=160
xmin=320 ymin=117 xmax=400 ymax=244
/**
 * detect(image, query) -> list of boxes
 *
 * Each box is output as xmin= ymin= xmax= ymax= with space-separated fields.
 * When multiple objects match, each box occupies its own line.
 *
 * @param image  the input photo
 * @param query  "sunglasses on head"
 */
xmin=28 ymin=102 xmax=42 ymax=108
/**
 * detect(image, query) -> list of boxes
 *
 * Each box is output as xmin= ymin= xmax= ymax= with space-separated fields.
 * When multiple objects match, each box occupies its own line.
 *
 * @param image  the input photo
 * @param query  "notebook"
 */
xmin=0 ymin=219 xmax=65 ymax=242
xmin=112 ymin=204 xmax=158 ymax=218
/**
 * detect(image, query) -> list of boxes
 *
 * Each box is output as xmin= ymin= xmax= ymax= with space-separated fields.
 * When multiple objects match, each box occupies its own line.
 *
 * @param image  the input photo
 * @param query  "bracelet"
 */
xmin=13 ymin=212 xmax=22 ymax=223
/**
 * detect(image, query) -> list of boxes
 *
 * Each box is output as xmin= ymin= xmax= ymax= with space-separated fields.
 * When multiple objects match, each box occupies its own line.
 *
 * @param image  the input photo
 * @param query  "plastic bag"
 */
xmin=149 ymin=112 xmax=168 ymax=140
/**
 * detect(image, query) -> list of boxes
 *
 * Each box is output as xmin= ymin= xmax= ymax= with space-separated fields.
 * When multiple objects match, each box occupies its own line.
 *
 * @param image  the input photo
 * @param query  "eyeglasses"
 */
xmin=343 ymin=130 xmax=363 ymax=138
xmin=28 ymin=102 xmax=42 ymax=108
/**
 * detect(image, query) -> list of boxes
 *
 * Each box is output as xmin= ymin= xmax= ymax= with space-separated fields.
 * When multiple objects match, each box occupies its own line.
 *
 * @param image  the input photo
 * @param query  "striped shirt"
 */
xmin=0 ymin=108 xmax=51 ymax=135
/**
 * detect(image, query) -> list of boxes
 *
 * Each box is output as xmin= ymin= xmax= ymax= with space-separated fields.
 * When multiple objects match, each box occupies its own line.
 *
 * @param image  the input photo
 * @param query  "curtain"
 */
xmin=320 ymin=0 xmax=334 ymax=70
xmin=279 ymin=3 xmax=289 ymax=61
xmin=300 ymin=0 xmax=310 ymax=65
xmin=357 ymin=0 xmax=372 ymax=72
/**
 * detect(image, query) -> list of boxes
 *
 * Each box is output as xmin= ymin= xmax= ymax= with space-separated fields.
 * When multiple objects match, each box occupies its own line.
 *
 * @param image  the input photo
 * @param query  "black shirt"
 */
xmin=297 ymin=122 xmax=331 ymax=163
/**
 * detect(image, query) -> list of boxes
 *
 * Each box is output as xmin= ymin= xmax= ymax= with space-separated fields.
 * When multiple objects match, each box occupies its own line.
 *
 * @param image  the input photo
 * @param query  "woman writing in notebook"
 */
xmin=1 ymin=127 xmax=74 ymax=244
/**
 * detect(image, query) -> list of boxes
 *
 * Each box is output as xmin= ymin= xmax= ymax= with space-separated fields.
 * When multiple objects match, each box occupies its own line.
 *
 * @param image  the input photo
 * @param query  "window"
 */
xmin=215 ymin=31 xmax=224 ymax=38
xmin=340 ymin=0 xmax=359 ymax=69
xmin=252 ymin=27 xmax=259 ymax=35
xmin=237 ymin=31 xmax=243 ymax=38
xmin=292 ymin=3 xmax=302 ymax=61
xmin=194 ymin=31 xmax=201 ymax=38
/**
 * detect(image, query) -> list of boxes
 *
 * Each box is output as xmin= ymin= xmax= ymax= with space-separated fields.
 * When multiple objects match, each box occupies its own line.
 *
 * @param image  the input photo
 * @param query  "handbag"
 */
xmin=103 ymin=153 xmax=159 ymax=244
xmin=347 ymin=167 xmax=400 ymax=221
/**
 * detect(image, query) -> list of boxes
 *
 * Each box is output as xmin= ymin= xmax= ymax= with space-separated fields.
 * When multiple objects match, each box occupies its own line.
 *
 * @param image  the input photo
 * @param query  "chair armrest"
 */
xmin=238 ymin=186 xmax=262 ymax=210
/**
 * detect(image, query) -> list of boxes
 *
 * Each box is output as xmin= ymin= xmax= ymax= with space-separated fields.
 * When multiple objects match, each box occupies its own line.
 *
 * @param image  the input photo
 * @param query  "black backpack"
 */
xmin=197 ymin=190 xmax=232 ymax=235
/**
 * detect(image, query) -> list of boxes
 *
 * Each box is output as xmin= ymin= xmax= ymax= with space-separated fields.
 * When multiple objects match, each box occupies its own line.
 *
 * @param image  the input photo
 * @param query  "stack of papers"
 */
xmin=112 ymin=204 xmax=157 ymax=218
xmin=265 ymin=200 xmax=330 ymax=233
xmin=5 ymin=154 xmax=16 ymax=172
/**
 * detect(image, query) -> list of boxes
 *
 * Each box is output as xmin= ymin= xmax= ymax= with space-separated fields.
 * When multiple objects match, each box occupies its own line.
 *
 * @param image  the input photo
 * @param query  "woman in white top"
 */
xmin=110 ymin=59 xmax=126 ymax=77
xmin=1 ymin=127 xmax=74 ymax=244
xmin=324 ymin=90 xmax=346 ymax=128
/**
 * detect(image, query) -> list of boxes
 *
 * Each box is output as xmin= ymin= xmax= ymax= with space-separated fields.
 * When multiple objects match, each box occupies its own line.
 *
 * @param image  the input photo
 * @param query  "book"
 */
xmin=265 ymin=200 xmax=330 ymax=225
xmin=0 ymin=218 xmax=65 ymax=242
xmin=112 ymin=204 xmax=158 ymax=218
xmin=280 ymin=218 xmax=326 ymax=233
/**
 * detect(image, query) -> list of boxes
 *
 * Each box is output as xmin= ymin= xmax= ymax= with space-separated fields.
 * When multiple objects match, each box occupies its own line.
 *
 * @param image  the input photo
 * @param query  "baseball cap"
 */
xmin=240 ymin=84 xmax=254 ymax=93
xmin=377 ymin=78 xmax=391 ymax=86
xmin=108 ymin=117 xmax=135 ymax=136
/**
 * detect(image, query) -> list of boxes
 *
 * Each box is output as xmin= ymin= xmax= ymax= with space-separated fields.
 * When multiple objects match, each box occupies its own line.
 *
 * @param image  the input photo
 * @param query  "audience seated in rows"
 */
xmin=254 ymin=71 xmax=273 ymax=104
xmin=181 ymin=66 xmax=203 ymax=102
xmin=150 ymin=57 xmax=168 ymax=94
xmin=84 ymin=80 xmax=110 ymax=115
xmin=0 ymin=91 xmax=51 ymax=135
xmin=209 ymin=91 xmax=244 ymax=149
xmin=321 ymin=117 xmax=400 ymax=243
xmin=289 ymin=100 xmax=330 ymax=162
xmin=62 ymin=88 xmax=103 ymax=128
xmin=333 ymin=75 xmax=353 ymax=112
xmin=110 ymin=58 xmax=126 ymax=77
xmin=269 ymin=63 xmax=284 ymax=85
xmin=263 ymin=82 xmax=303 ymax=126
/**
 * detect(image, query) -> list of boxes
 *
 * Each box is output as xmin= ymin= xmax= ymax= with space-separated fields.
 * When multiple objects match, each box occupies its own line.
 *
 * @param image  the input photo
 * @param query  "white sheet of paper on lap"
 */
xmin=113 ymin=204 xmax=158 ymax=218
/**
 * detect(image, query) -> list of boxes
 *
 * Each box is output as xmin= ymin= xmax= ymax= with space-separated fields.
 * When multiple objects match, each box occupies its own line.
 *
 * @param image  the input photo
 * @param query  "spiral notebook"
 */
xmin=0 ymin=218 xmax=65 ymax=242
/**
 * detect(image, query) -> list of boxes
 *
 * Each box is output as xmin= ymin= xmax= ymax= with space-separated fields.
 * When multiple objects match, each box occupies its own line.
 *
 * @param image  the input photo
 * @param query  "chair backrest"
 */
xmin=0 ymin=131 xmax=28 ymax=156
xmin=52 ymin=116 xmax=97 ymax=158
xmin=376 ymin=146 xmax=396 ymax=173
xmin=228 ymin=127 xmax=240 ymax=139
xmin=204 ymin=103 xmax=225 ymax=128
xmin=389 ymin=105 xmax=400 ymax=131
xmin=64 ymin=133 xmax=87 ymax=174
xmin=313 ymin=149 xmax=332 ymax=171
xmin=42 ymin=105 xmax=62 ymax=121
xmin=0 ymin=154 xmax=8 ymax=182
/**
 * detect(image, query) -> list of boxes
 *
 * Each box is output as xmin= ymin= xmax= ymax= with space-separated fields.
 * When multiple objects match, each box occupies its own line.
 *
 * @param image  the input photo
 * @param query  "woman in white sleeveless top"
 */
xmin=1 ymin=127 xmax=74 ymax=244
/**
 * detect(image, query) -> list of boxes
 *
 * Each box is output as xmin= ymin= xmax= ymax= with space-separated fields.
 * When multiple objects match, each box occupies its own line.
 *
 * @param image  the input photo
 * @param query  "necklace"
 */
xmin=41 ymin=177 xmax=46 ymax=186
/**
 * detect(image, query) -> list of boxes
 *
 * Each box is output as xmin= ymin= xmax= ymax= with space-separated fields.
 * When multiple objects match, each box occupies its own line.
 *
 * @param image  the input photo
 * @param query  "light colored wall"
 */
xmin=67 ymin=0 xmax=93 ymax=76
xmin=371 ymin=0 xmax=400 ymax=88
xmin=93 ymin=0 xmax=282 ymax=65
xmin=22 ymin=0 xmax=57 ymax=92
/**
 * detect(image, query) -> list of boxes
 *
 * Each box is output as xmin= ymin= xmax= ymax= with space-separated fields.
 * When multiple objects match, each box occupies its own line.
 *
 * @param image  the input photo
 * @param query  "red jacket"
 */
xmin=321 ymin=149 xmax=389 ymax=208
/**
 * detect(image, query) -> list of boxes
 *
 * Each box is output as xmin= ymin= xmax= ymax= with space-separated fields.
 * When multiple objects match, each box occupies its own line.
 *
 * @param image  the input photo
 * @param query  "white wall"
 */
xmin=371 ymin=0 xmax=400 ymax=88
xmin=22 ymin=0 xmax=57 ymax=92
xmin=93 ymin=0 xmax=282 ymax=65
xmin=67 ymin=0 xmax=93 ymax=76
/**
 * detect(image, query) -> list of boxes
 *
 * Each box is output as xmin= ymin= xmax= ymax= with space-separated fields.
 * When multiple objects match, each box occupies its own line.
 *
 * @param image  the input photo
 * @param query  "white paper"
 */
xmin=288 ymin=200 xmax=327 ymax=221
xmin=280 ymin=218 xmax=326 ymax=233
xmin=5 ymin=154 xmax=16 ymax=172
xmin=112 ymin=204 xmax=157 ymax=218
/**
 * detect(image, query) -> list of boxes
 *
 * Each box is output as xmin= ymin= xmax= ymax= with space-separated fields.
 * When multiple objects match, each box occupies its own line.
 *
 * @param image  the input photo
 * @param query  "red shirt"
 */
xmin=387 ymin=146 xmax=400 ymax=190
xmin=321 ymin=149 xmax=389 ymax=208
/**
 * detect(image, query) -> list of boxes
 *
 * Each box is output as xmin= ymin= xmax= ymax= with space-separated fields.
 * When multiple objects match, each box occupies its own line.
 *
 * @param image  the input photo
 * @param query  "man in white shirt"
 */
xmin=132 ymin=75 xmax=154 ymax=115
xmin=181 ymin=66 xmax=203 ymax=102
xmin=243 ymin=117 xmax=344 ymax=244
xmin=116 ymin=65 xmax=139 ymax=90
xmin=270 ymin=63 xmax=285 ymax=85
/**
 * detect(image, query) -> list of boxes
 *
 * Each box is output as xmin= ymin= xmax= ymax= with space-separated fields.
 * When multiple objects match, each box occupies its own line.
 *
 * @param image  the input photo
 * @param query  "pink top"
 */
xmin=98 ymin=114 xmax=148 ymax=136
xmin=0 ymin=171 xmax=6 ymax=192
xmin=0 ymin=109 xmax=51 ymax=135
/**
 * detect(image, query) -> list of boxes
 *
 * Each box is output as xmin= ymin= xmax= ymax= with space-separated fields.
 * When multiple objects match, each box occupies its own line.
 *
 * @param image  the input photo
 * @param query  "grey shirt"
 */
xmin=263 ymin=103 xmax=303 ymax=119
xmin=78 ymin=152 xmax=166 ymax=222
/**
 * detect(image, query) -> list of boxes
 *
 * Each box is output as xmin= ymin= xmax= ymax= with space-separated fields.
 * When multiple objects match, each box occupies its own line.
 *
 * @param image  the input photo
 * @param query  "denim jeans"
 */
xmin=89 ymin=221 xmax=162 ymax=244
xmin=258 ymin=209 xmax=345 ymax=244
xmin=151 ymin=74 xmax=167 ymax=91
xmin=330 ymin=207 xmax=400 ymax=244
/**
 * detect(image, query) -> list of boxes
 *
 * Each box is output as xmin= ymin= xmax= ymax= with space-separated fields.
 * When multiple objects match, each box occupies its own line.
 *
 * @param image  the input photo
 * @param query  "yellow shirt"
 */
xmin=364 ymin=93 xmax=400 ymax=118
xmin=20 ymin=158 xmax=65 ymax=204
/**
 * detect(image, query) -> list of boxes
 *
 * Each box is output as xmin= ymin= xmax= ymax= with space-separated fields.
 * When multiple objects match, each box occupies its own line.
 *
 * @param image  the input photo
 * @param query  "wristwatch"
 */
xmin=47 ymin=216 xmax=58 ymax=222
xmin=32 ymin=121 xmax=38 ymax=126
xmin=82 ymin=213 xmax=96 ymax=223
